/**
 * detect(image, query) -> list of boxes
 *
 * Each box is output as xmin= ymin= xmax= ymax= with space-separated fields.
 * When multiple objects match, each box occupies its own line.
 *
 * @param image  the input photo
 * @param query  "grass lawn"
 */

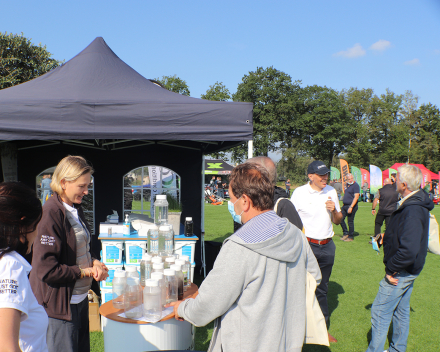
xmin=91 ymin=200 xmax=440 ymax=351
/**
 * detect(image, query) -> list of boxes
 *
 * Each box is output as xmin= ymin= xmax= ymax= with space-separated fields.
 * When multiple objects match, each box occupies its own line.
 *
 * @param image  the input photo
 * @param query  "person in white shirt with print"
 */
xmin=291 ymin=160 xmax=343 ymax=343
xmin=0 ymin=182 xmax=48 ymax=352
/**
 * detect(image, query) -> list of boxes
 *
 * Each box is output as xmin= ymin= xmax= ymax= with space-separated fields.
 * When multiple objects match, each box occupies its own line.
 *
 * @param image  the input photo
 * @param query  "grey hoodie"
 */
xmin=178 ymin=211 xmax=321 ymax=352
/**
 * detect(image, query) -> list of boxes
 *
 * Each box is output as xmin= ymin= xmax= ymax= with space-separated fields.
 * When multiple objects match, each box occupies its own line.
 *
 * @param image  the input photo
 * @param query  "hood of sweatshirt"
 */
xmin=226 ymin=211 xmax=304 ymax=263
xmin=274 ymin=186 xmax=289 ymax=201
xmin=398 ymin=189 xmax=434 ymax=212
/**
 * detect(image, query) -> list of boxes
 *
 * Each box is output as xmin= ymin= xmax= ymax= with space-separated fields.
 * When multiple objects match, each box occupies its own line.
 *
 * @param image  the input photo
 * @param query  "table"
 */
xmin=100 ymin=284 xmax=198 ymax=352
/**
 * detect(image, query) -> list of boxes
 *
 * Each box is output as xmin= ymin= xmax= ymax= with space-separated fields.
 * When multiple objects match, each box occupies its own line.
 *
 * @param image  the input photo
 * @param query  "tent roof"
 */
xmin=204 ymin=159 xmax=234 ymax=175
xmin=383 ymin=163 xmax=439 ymax=180
xmin=0 ymin=37 xmax=252 ymax=152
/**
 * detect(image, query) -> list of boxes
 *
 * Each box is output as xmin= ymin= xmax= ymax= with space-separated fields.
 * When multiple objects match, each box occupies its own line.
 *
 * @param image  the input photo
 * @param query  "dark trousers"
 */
xmin=340 ymin=204 xmax=358 ymax=238
xmin=47 ymin=297 xmax=90 ymax=352
xmin=374 ymin=213 xmax=391 ymax=235
xmin=309 ymin=239 xmax=336 ymax=327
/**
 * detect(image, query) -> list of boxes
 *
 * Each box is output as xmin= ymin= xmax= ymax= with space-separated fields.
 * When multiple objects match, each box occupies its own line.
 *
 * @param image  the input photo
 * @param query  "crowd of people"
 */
xmin=0 ymin=154 xmax=433 ymax=352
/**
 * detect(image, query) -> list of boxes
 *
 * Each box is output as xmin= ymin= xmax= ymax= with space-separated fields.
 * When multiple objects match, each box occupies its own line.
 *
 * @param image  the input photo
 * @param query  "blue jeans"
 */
xmin=366 ymin=271 xmax=418 ymax=352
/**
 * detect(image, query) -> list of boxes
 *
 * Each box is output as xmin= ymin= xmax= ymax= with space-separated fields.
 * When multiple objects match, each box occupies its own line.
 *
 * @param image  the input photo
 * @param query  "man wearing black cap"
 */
xmin=291 ymin=160 xmax=343 ymax=343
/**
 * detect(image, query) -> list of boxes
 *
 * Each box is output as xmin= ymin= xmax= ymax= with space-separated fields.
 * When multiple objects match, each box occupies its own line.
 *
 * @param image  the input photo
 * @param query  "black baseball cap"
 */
xmin=307 ymin=161 xmax=330 ymax=175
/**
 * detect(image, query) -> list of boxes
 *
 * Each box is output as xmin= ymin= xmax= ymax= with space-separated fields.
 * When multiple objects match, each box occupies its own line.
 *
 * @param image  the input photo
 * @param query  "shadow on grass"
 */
xmin=327 ymin=281 xmax=345 ymax=329
xmin=209 ymin=232 xmax=233 ymax=243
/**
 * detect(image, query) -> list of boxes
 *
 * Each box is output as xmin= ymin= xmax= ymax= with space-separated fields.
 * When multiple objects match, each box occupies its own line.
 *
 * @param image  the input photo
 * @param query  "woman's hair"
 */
xmin=229 ymin=162 xmax=274 ymax=211
xmin=51 ymin=155 xmax=94 ymax=195
xmin=0 ymin=182 xmax=42 ymax=260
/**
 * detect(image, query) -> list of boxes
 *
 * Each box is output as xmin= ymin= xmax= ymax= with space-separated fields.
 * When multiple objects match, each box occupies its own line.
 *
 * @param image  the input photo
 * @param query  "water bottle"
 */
xmin=112 ymin=269 xmax=126 ymax=309
xmin=151 ymin=272 xmax=166 ymax=308
xmin=124 ymin=277 xmax=143 ymax=319
xmin=152 ymin=262 xmax=164 ymax=273
xmin=140 ymin=254 xmax=152 ymax=287
xmin=158 ymin=225 xmax=168 ymax=255
xmin=180 ymin=255 xmax=191 ymax=288
xmin=170 ymin=264 xmax=184 ymax=300
xmin=123 ymin=214 xmax=131 ymax=236
xmin=163 ymin=269 xmax=178 ymax=304
xmin=148 ymin=225 xmax=159 ymax=255
xmin=125 ymin=265 xmax=140 ymax=279
xmin=164 ymin=256 xmax=175 ymax=269
xmin=164 ymin=225 xmax=174 ymax=256
xmin=154 ymin=195 xmax=168 ymax=225
xmin=143 ymin=279 xmax=162 ymax=323
xmin=184 ymin=217 xmax=193 ymax=237
xmin=175 ymin=259 xmax=189 ymax=292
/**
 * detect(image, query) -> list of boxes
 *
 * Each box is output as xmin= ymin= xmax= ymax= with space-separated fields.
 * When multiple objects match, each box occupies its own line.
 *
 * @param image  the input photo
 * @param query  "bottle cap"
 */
xmin=114 ymin=269 xmax=126 ymax=278
xmin=175 ymin=259 xmax=185 ymax=266
xmin=170 ymin=264 xmax=182 ymax=271
xmin=164 ymin=269 xmax=175 ymax=276
xmin=180 ymin=255 xmax=189 ymax=262
xmin=159 ymin=225 xmax=168 ymax=231
xmin=165 ymin=257 xmax=175 ymax=263
xmin=151 ymin=257 xmax=163 ymax=264
xmin=145 ymin=279 xmax=159 ymax=287
xmin=125 ymin=266 xmax=137 ymax=272
xmin=156 ymin=195 xmax=167 ymax=200
xmin=185 ymin=217 xmax=192 ymax=221
xmin=151 ymin=272 xmax=164 ymax=280
xmin=153 ymin=263 xmax=164 ymax=270
xmin=142 ymin=254 xmax=152 ymax=261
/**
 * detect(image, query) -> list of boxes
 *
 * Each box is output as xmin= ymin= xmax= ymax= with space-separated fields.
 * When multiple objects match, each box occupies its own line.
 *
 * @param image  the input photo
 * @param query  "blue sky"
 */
xmin=3 ymin=1 xmax=440 ymax=126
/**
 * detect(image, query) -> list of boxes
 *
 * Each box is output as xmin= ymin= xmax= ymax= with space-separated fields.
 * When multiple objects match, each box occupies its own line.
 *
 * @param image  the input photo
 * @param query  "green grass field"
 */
xmin=91 ymin=200 xmax=440 ymax=351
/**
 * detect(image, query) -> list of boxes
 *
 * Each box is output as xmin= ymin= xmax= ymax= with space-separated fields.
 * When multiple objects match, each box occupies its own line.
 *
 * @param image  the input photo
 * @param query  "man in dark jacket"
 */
xmin=371 ymin=178 xmax=400 ymax=236
xmin=366 ymin=165 xmax=434 ymax=352
xmin=340 ymin=173 xmax=360 ymax=242
xmin=247 ymin=156 xmax=303 ymax=231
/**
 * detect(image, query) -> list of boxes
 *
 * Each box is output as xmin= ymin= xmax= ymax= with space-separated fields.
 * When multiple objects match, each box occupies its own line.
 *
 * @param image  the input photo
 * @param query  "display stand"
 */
xmin=100 ymin=284 xmax=198 ymax=352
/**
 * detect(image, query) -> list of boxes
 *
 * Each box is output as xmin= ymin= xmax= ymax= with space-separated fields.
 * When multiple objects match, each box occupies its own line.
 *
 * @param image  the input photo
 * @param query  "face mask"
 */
xmin=228 ymin=196 xmax=243 ymax=224
xmin=371 ymin=237 xmax=380 ymax=254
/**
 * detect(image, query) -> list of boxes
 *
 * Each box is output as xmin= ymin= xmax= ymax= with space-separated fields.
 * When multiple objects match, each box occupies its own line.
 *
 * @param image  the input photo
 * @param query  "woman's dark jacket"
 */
xmin=30 ymin=194 xmax=96 ymax=320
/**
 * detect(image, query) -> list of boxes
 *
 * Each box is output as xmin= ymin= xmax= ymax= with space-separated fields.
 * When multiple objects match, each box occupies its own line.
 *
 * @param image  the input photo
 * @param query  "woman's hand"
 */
xmin=91 ymin=260 xmax=109 ymax=281
xmin=166 ymin=301 xmax=184 ymax=321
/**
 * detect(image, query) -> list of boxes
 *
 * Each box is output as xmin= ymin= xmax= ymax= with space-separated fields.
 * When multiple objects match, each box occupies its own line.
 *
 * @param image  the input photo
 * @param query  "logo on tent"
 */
xmin=207 ymin=163 xmax=223 ymax=169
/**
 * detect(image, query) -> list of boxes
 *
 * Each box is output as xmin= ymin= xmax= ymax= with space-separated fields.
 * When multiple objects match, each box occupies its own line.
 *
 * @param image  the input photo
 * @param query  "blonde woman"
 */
xmin=30 ymin=156 xmax=108 ymax=352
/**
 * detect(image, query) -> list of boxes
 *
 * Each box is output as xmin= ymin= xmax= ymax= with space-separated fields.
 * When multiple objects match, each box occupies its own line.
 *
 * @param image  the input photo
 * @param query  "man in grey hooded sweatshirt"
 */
xmin=170 ymin=162 xmax=322 ymax=352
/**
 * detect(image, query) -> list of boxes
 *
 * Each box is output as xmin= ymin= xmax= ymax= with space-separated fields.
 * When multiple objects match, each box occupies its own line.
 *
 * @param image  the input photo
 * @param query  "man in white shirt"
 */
xmin=291 ymin=160 xmax=343 ymax=343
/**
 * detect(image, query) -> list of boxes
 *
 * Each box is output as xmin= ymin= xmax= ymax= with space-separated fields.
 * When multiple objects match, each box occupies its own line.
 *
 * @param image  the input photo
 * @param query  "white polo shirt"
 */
xmin=291 ymin=183 xmax=340 ymax=240
xmin=0 ymin=251 xmax=48 ymax=352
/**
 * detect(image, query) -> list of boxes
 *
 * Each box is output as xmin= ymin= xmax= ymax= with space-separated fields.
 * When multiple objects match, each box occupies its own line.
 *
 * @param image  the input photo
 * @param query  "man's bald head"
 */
xmin=246 ymin=156 xmax=277 ymax=185
xmin=383 ymin=178 xmax=392 ymax=185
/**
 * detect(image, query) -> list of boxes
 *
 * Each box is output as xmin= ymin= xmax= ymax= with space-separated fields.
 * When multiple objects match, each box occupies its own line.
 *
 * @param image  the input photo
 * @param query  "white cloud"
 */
xmin=333 ymin=43 xmax=366 ymax=58
xmin=369 ymin=39 xmax=391 ymax=51
xmin=404 ymin=58 xmax=420 ymax=66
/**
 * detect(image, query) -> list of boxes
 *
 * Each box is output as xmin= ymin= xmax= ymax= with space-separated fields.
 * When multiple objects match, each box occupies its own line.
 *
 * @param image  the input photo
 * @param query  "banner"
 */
xmin=339 ymin=159 xmax=350 ymax=191
xmin=360 ymin=168 xmax=370 ymax=188
xmin=421 ymin=170 xmax=431 ymax=191
xmin=148 ymin=166 xmax=178 ymax=217
xmin=330 ymin=166 xmax=340 ymax=181
xmin=369 ymin=165 xmax=382 ymax=197
xmin=351 ymin=166 xmax=362 ymax=191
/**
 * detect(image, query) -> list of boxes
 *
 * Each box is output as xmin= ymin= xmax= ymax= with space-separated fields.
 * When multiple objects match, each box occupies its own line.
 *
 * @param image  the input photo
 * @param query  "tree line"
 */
xmin=2 ymin=33 xmax=439 ymax=186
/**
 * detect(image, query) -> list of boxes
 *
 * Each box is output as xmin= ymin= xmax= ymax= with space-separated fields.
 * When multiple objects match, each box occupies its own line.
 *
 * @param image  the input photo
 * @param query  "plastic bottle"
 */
xmin=164 ymin=225 xmax=174 ymax=256
xmin=152 ymin=262 xmax=164 ymax=273
xmin=175 ymin=259 xmax=189 ymax=292
xmin=151 ymin=272 xmax=166 ymax=308
xmin=158 ymin=225 xmax=168 ymax=256
xmin=148 ymin=225 xmax=159 ymax=255
xmin=170 ymin=264 xmax=184 ymax=300
xmin=125 ymin=265 xmax=140 ymax=279
xmin=164 ymin=256 xmax=175 ymax=269
xmin=154 ymin=195 xmax=168 ymax=225
xmin=123 ymin=214 xmax=131 ymax=236
xmin=124 ymin=277 xmax=143 ymax=319
xmin=180 ymin=255 xmax=191 ymax=288
xmin=143 ymin=279 xmax=162 ymax=322
xmin=112 ymin=269 xmax=126 ymax=309
xmin=140 ymin=254 xmax=152 ymax=287
xmin=184 ymin=217 xmax=193 ymax=237
xmin=163 ymin=269 xmax=178 ymax=304
xmin=151 ymin=256 xmax=163 ymax=264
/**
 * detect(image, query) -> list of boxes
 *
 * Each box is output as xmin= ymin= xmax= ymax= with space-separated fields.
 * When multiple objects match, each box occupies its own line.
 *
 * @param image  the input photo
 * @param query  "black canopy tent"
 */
xmin=0 ymin=37 xmax=253 ymax=266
